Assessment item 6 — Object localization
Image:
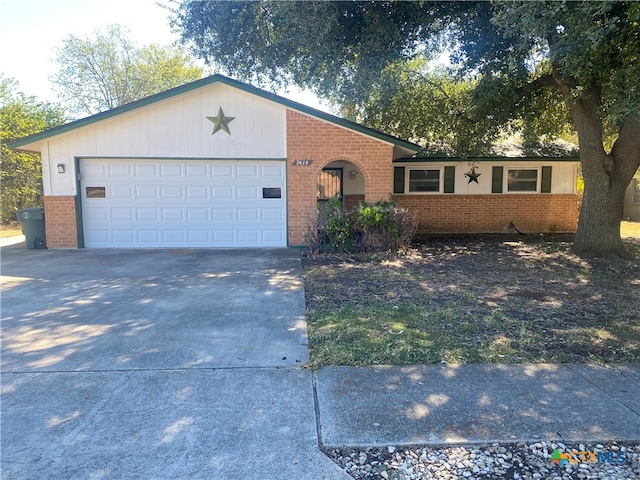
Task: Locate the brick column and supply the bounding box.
[286,109,394,245]
[43,196,78,248]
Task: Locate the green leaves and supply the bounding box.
[0,77,65,223]
[50,24,203,116]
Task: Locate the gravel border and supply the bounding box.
[324,441,639,479]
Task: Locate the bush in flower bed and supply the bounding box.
[305,199,417,254]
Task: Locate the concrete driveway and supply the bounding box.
[1,244,349,479]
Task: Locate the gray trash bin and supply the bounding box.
[16,207,46,249]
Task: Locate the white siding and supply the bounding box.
[43,83,287,196]
[394,161,577,195]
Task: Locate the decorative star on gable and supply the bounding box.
[207,107,235,135]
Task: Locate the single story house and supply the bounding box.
[623,176,640,222]
[9,74,580,249]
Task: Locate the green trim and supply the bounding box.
[74,157,85,248]
[8,74,421,153]
[285,159,289,247]
[492,166,504,194]
[394,156,579,163]
[396,157,579,163]
[444,166,455,193]
[541,166,552,193]
[74,156,288,161]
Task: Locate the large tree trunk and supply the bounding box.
[573,154,629,258]
[565,89,640,258]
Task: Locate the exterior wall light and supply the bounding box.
[57,164,65,174]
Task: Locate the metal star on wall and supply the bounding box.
[207,107,235,135]
[464,166,482,184]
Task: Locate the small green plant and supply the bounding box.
[357,200,416,251]
[319,198,355,253]
[305,199,416,253]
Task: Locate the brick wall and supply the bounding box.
[393,194,580,233]
[286,109,394,245]
[344,194,365,211]
[43,196,78,248]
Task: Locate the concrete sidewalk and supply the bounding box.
[0,234,24,248]
[315,363,640,448]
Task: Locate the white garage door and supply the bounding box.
[80,158,287,248]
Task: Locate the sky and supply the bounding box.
[0,0,329,112]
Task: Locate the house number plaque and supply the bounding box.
[293,159,313,166]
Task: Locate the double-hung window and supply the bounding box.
[408,169,441,193]
[507,169,538,192]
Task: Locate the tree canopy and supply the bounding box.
[50,24,204,115]
[0,76,65,223]
[172,1,640,257]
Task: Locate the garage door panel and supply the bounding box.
[137,209,158,221]
[81,159,286,248]
[113,230,135,243]
[237,186,258,199]
[212,165,233,177]
[212,186,233,199]
[112,208,134,221]
[263,230,285,242]
[135,164,157,175]
[187,208,209,221]
[161,185,183,198]
[135,186,158,198]
[186,164,207,177]
[161,164,182,176]
[186,185,209,199]
[212,208,234,221]
[237,165,257,177]
[213,231,235,243]
[262,208,284,221]
[238,230,260,243]
[162,231,185,243]
[109,164,131,176]
[138,231,160,243]
[238,208,259,221]
[262,164,284,177]
[110,186,133,199]
[161,208,184,221]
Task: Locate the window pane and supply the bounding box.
[409,169,440,192]
[86,186,106,198]
[508,169,538,192]
[262,187,281,199]
[317,168,343,200]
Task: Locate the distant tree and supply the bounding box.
[50,24,204,115]
[0,76,65,223]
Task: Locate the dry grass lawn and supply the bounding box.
[0,223,23,238]
[303,232,640,368]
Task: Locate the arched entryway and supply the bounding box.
[317,160,365,210]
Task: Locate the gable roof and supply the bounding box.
[7,74,422,154]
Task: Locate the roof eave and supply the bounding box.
[7,74,421,153]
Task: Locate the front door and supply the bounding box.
[317,167,343,203]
